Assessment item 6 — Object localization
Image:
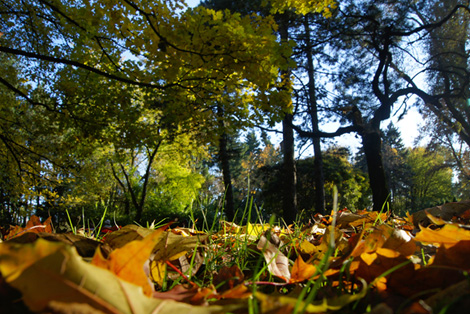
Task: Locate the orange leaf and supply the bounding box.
[290,255,317,283]
[219,284,251,299]
[5,215,53,240]
[414,224,470,248]
[92,227,165,296]
[432,240,470,270]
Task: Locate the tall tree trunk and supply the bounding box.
[304,15,325,215]
[362,126,390,212]
[282,114,297,224]
[279,14,297,224]
[219,131,235,221]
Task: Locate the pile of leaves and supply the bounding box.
[1,205,470,314]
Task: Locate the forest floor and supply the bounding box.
[1,202,470,314]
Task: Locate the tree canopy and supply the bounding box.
[0,0,469,225]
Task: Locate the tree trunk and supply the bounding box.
[219,131,235,221]
[282,114,297,224]
[362,126,390,212]
[304,14,326,215]
[279,15,297,224]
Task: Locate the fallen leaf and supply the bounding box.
[103,225,155,250]
[5,215,53,240]
[290,254,317,283]
[412,200,470,227]
[0,239,245,313]
[7,231,103,257]
[213,265,245,292]
[152,231,208,262]
[256,278,368,313]
[432,240,470,270]
[91,228,166,296]
[414,224,470,248]
[149,231,207,286]
[257,231,291,282]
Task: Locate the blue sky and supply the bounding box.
[186,0,200,7]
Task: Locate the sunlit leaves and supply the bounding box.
[0,0,292,213]
[3,208,470,312]
[265,0,338,16]
[91,227,166,296]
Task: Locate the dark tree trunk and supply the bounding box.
[282,113,297,224]
[219,131,235,221]
[361,126,390,212]
[279,15,297,224]
[304,15,326,215]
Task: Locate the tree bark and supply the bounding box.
[304,15,326,215]
[282,113,297,224]
[279,14,297,224]
[219,131,235,221]
[361,126,390,212]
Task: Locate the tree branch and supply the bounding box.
[0,46,166,89]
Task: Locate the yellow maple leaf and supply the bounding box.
[91,228,165,296]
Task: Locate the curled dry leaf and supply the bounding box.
[102,224,155,250]
[257,231,290,282]
[149,231,207,286]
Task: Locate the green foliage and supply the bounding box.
[265,0,337,16]
[0,0,294,224]
[406,146,455,212]
[258,147,370,217]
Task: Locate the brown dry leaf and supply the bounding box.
[381,225,416,256]
[432,240,470,270]
[6,232,103,257]
[213,265,245,292]
[414,224,470,248]
[152,285,213,305]
[355,247,413,292]
[103,224,155,250]
[257,231,290,282]
[0,239,168,313]
[345,210,387,228]
[389,264,465,298]
[91,228,166,296]
[256,278,367,313]
[412,200,470,227]
[219,284,252,299]
[149,231,207,286]
[152,231,208,262]
[168,251,204,281]
[349,224,414,259]
[297,239,318,255]
[335,211,367,228]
